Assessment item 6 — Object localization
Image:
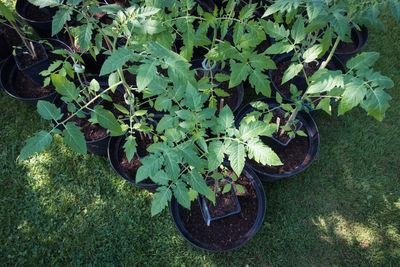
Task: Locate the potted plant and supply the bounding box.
[235,0,395,181]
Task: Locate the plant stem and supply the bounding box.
[10,21,37,59]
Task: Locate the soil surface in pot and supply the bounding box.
[178,170,258,251]
[272,59,336,100]
[271,110,302,144]
[106,0,131,7]
[62,110,108,141]
[15,45,47,69]
[255,39,271,54]
[0,24,21,47]
[201,181,239,218]
[335,30,358,53]
[118,132,154,184]
[247,112,309,175]
[13,71,54,98]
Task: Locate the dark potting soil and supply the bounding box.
[216,80,238,111]
[0,24,21,47]
[118,132,154,184]
[178,170,258,251]
[13,71,54,98]
[62,110,108,141]
[25,4,54,21]
[255,39,271,54]
[335,30,358,53]
[107,0,131,7]
[15,45,47,69]
[272,59,336,100]
[104,89,129,118]
[271,110,301,144]
[201,181,239,218]
[247,112,309,175]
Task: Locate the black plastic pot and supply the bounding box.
[0,29,12,63]
[0,39,72,106]
[235,98,320,182]
[53,76,116,156]
[16,0,55,38]
[107,135,159,192]
[14,43,49,86]
[170,163,266,252]
[107,113,164,192]
[334,25,369,64]
[0,55,57,105]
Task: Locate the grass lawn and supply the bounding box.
[1,3,400,266]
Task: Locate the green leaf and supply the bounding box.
[227,141,245,176]
[340,78,367,115]
[188,171,215,203]
[174,181,191,209]
[37,100,62,121]
[346,52,380,70]
[214,88,230,97]
[303,45,323,63]
[246,139,282,166]
[137,154,163,183]
[108,72,120,92]
[164,150,181,180]
[218,105,234,131]
[239,3,257,20]
[206,41,239,61]
[249,53,276,71]
[239,121,274,141]
[182,82,205,111]
[282,63,303,84]
[265,41,294,55]
[51,74,79,101]
[63,122,87,154]
[93,106,125,136]
[151,170,170,186]
[249,70,271,97]
[208,141,224,171]
[123,135,137,162]
[27,0,61,8]
[181,143,202,168]
[137,60,157,91]
[361,87,392,121]
[52,8,71,36]
[235,184,245,194]
[100,48,132,76]
[291,16,306,43]
[19,131,52,162]
[261,20,289,40]
[151,187,172,216]
[78,23,93,52]
[316,98,332,115]
[332,12,350,41]
[308,70,344,94]
[229,61,251,88]
[222,183,232,193]
[156,115,175,133]
[0,2,15,22]
[154,95,172,112]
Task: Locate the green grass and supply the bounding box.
[1,8,400,267]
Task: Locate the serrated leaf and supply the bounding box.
[361,87,392,121]
[52,8,71,36]
[227,141,245,176]
[151,187,172,216]
[246,138,282,166]
[0,1,15,22]
[291,16,306,43]
[188,171,214,203]
[249,70,271,97]
[19,131,52,162]
[208,141,224,171]
[303,45,323,63]
[174,181,191,209]
[154,95,172,112]
[182,82,205,111]
[222,183,232,193]
[151,170,170,186]
[100,48,132,76]
[229,61,251,88]
[239,3,257,20]
[181,143,202,168]
[37,100,62,121]
[218,105,234,131]
[249,53,276,71]
[316,98,332,115]
[332,12,350,41]
[137,60,157,91]
[261,20,289,40]
[265,41,294,55]
[63,122,87,154]
[340,78,367,115]
[78,23,93,52]
[51,74,79,101]
[164,150,181,180]
[27,0,61,8]
[123,135,137,162]
[214,88,230,97]
[308,70,344,94]
[137,154,163,183]
[282,63,303,84]
[346,52,380,70]
[93,106,125,136]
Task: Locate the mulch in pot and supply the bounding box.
[178,170,258,251]
[247,110,309,175]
